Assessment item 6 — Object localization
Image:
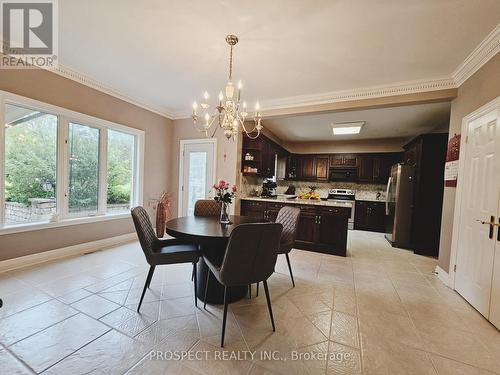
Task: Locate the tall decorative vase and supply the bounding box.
[220,202,230,224]
[156,201,166,237]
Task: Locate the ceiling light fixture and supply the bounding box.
[332,121,364,135]
[191,35,263,140]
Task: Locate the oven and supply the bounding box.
[326,189,355,230]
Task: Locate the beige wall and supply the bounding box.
[168,118,239,218]
[0,69,173,261]
[438,53,500,272]
[283,137,408,154]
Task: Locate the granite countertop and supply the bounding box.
[354,191,386,202]
[240,196,353,208]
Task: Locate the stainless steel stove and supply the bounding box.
[327,189,356,229]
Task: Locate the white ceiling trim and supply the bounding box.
[49,63,176,118]
[452,23,500,86]
[39,23,500,121]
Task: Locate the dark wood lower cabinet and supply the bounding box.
[241,200,349,256]
[354,200,386,232]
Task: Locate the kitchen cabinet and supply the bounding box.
[240,200,266,220]
[240,199,350,256]
[299,156,317,180]
[316,157,329,180]
[330,154,357,167]
[357,153,402,183]
[316,206,350,249]
[242,133,287,177]
[403,133,448,256]
[296,208,317,244]
[358,154,375,182]
[354,200,386,232]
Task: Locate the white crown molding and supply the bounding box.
[452,23,500,87]
[170,77,456,119]
[260,77,456,111]
[48,63,176,119]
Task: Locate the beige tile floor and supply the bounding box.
[0,230,499,374]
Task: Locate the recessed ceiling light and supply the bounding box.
[332,121,364,135]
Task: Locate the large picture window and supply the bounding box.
[4,104,58,224]
[107,129,134,213]
[0,93,144,231]
[68,123,100,216]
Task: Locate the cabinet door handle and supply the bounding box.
[318,215,321,224]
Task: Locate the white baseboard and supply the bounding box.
[0,233,137,274]
[435,265,451,287]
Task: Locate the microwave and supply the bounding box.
[329,167,358,182]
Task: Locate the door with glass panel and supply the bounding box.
[179,140,216,216]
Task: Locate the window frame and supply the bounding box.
[0,91,144,234]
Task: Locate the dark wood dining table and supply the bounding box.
[165,215,261,304]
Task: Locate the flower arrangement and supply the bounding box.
[213,180,237,204]
[213,180,237,224]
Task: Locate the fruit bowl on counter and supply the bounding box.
[297,192,321,201]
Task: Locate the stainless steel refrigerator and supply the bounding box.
[385,164,415,248]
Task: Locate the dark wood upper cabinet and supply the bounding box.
[358,154,375,182]
[299,156,317,180]
[330,154,344,166]
[330,154,357,167]
[242,133,287,177]
[342,154,358,166]
[316,157,329,180]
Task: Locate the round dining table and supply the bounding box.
[165,215,261,304]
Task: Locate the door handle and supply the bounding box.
[477,216,497,239]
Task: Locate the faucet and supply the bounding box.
[376,191,382,200]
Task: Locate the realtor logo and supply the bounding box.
[1,0,58,68]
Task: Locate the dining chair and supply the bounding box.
[253,205,301,297]
[131,206,200,312]
[203,222,283,347]
[194,199,221,217]
[275,206,301,287]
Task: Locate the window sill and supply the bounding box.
[0,213,131,235]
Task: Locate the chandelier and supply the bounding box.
[191,35,263,140]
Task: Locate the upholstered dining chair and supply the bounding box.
[194,199,221,217]
[253,205,301,296]
[131,206,200,312]
[203,222,283,347]
[275,206,301,287]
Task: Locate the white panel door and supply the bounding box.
[455,106,500,318]
[179,140,216,217]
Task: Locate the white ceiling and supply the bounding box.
[58,1,500,117]
[264,102,451,141]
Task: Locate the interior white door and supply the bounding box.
[179,140,216,217]
[455,106,500,318]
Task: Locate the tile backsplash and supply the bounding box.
[241,175,386,198]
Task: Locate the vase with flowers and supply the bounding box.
[213,180,237,224]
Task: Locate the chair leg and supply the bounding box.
[193,262,198,308]
[248,284,252,298]
[138,265,155,312]
[256,282,259,297]
[263,280,275,332]
[285,253,295,287]
[221,286,229,347]
[146,265,156,289]
[203,267,210,309]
